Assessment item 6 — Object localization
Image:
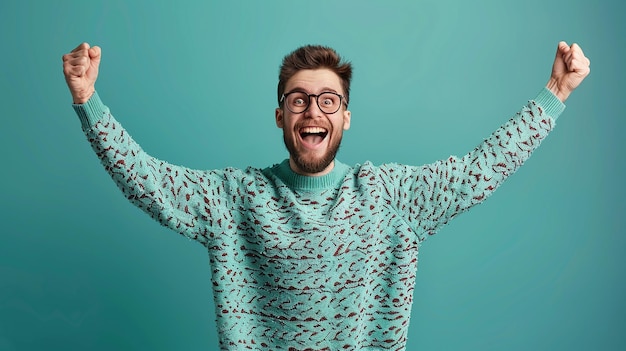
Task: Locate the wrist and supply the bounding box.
[72,89,95,105]
[546,78,569,103]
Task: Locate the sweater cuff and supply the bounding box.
[534,87,565,121]
[72,91,109,131]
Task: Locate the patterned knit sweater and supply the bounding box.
[73,88,564,350]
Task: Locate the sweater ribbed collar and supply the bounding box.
[270,159,350,191]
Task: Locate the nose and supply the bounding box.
[303,95,323,118]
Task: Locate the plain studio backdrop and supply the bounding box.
[1,1,623,350]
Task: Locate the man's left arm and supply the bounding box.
[390,42,590,239]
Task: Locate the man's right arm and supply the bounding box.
[63,43,221,246]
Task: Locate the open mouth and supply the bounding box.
[299,126,328,146]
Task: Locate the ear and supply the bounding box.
[342,109,351,130]
[275,108,284,128]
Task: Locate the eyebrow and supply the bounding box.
[286,86,341,95]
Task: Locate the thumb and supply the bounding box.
[552,41,568,76]
[556,41,569,60]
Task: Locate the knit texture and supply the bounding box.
[74,88,564,350]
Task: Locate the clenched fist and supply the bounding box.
[62,43,101,104]
[547,41,590,102]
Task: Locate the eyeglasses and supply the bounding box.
[280,91,346,114]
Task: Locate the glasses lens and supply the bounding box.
[286,92,309,113]
[318,92,341,113]
[284,92,342,114]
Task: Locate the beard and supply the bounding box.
[283,131,343,175]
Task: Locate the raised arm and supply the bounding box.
[62,43,235,247]
[389,42,590,239]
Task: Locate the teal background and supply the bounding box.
[1,0,623,350]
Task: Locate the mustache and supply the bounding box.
[295,121,331,130]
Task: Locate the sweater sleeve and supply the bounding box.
[384,88,565,242]
[73,92,228,247]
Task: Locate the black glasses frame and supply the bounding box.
[280,91,347,114]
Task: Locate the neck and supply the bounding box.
[272,159,348,191]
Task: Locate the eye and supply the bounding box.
[288,93,308,106]
[320,93,339,107]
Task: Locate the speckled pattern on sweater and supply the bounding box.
[73,88,564,350]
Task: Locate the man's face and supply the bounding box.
[275,69,351,176]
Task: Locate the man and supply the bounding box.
[63,42,589,350]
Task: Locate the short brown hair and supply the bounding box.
[277,45,352,107]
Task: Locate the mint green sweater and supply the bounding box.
[74,88,564,350]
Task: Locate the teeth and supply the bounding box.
[300,127,327,134]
